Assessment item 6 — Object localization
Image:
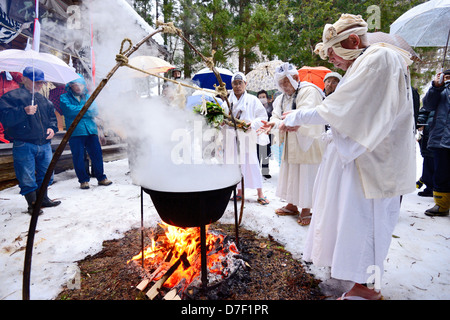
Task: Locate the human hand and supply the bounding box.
[280,122,300,132]
[46,128,55,140]
[280,111,300,132]
[281,110,293,120]
[434,72,444,87]
[24,105,37,115]
[257,120,275,135]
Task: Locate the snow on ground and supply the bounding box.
[1,147,449,300]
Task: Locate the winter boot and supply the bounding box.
[425,191,450,216]
[416,179,424,189]
[98,178,112,186]
[24,191,43,215]
[41,191,61,208]
[418,187,433,197]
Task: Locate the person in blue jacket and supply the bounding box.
[422,70,450,216]
[60,74,112,189]
[0,67,61,214]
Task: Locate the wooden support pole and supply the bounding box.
[233,187,239,248]
[200,224,208,292]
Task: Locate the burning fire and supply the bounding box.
[128,222,239,291]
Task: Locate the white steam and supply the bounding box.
[83,1,242,192]
[104,92,242,192]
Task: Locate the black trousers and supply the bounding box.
[421,155,434,191]
[432,147,450,193]
[257,133,273,175]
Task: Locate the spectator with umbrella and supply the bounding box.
[422,69,450,216]
[0,71,23,143]
[0,67,61,214]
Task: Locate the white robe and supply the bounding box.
[284,43,416,283]
[316,44,416,199]
[304,129,400,283]
[271,84,324,207]
[222,91,268,189]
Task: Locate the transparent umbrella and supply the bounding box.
[390,0,450,73]
[0,48,79,105]
[367,32,420,62]
[0,49,78,83]
[390,0,450,48]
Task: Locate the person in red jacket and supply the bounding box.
[0,71,23,143]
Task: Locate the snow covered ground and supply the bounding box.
[1,148,449,300]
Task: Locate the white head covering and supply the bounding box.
[315,14,368,61]
[274,62,299,92]
[231,72,247,83]
[324,72,343,82]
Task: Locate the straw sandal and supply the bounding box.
[230,195,242,201]
[297,215,312,226]
[275,206,299,216]
[338,291,384,300]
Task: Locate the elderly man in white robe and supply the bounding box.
[274,14,416,299]
[258,62,325,225]
[222,72,270,205]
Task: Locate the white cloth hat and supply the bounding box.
[231,72,247,83]
[324,72,343,82]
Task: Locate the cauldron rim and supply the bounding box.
[142,184,237,195]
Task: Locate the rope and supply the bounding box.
[214,83,228,97]
[119,38,133,55]
[156,20,182,36]
[114,41,220,96]
[205,56,215,70]
[112,42,253,131]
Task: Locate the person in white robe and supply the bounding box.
[258,62,325,225]
[222,72,270,205]
[277,14,416,299]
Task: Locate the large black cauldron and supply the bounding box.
[143,184,237,228]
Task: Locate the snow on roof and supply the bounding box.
[115,0,165,46]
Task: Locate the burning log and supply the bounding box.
[146,252,190,300]
[130,223,242,299]
[136,244,184,292]
[136,279,150,291]
[163,289,182,300]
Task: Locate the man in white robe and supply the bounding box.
[282,14,416,299]
[259,62,325,225]
[222,72,270,205]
